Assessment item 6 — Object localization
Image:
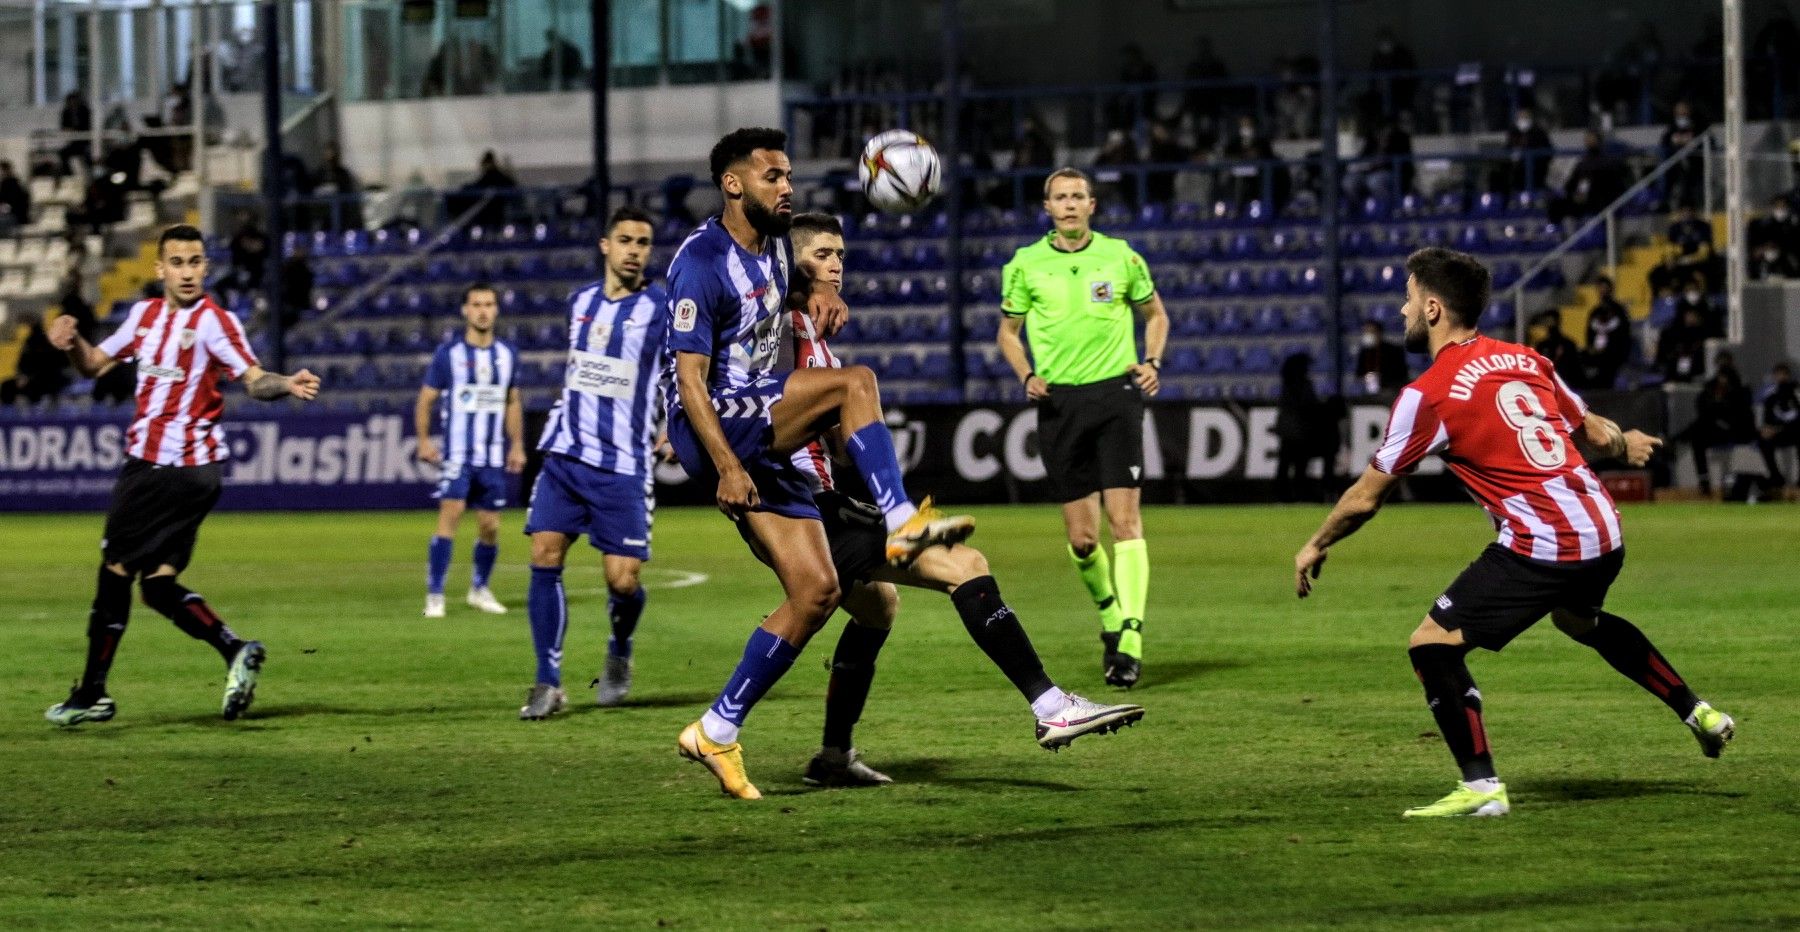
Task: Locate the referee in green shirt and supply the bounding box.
[997,167,1170,688]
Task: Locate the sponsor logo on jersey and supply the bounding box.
[673,298,697,332]
[178,328,197,349]
[1436,594,1453,610]
[142,364,187,381]
[1090,281,1115,303]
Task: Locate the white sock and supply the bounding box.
[1462,777,1502,793]
[701,710,739,745]
[883,501,919,533]
[1029,687,1070,720]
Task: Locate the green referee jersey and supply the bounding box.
[1001,230,1156,386]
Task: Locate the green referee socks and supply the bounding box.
[1113,539,1149,659]
[1068,544,1125,634]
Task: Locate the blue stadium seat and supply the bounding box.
[1241,344,1277,374]
[1286,304,1325,334]
[1456,224,1491,253]
[1256,267,1292,296]
[886,353,920,379]
[1202,345,1241,374]
[1370,263,1405,293]
[1251,304,1287,334]
[1479,300,1514,330]
[1166,347,1204,375]
[1214,305,1248,335]
[920,352,953,380]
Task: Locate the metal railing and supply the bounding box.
[1508,127,1717,342]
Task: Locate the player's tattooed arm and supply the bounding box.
[1295,466,1402,598]
[1582,412,1662,466]
[244,365,322,402]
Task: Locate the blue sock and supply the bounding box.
[471,541,498,589]
[608,587,646,659]
[427,536,453,596]
[845,422,917,531]
[527,566,567,687]
[702,627,802,743]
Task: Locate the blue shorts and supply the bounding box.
[435,463,510,511]
[524,453,653,561]
[667,372,820,522]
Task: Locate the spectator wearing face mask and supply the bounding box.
[1749,195,1800,258]
[1750,238,1800,281]
[1661,100,1708,210]
[1650,206,1721,295]
[1680,365,1756,495]
[1758,363,1800,487]
[1656,304,1711,383]
[1583,277,1632,389]
[1549,130,1631,224]
[1496,107,1552,195]
[1352,320,1408,393]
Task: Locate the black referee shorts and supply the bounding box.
[731,489,888,587]
[1038,374,1146,502]
[1429,543,1626,651]
[101,458,223,574]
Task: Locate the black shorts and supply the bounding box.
[1430,544,1626,651]
[731,489,888,587]
[101,458,223,574]
[1038,374,1145,502]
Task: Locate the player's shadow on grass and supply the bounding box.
[565,691,715,713]
[875,757,1084,793]
[1526,777,1748,803]
[1137,658,1246,689]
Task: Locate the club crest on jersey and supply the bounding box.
[673,298,698,332]
[1090,281,1114,303]
[178,328,197,349]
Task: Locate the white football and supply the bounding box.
[859,129,942,214]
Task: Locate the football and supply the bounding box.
[858,129,942,214]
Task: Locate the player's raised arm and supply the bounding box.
[47,313,118,378]
[1294,466,1402,598]
[243,364,321,402]
[673,350,758,514]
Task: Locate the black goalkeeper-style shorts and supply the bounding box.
[100,457,224,574]
[1038,374,1146,502]
[1429,543,1626,651]
[732,489,888,587]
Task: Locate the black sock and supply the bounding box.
[822,620,891,752]
[950,576,1054,705]
[1570,612,1701,718]
[80,566,133,696]
[1409,644,1497,783]
[141,576,243,662]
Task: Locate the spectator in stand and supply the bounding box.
[1181,37,1230,133]
[1758,362,1800,486]
[1682,365,1756,495]
[1367,28,1419,119]
[1496,107,1552,195]
[0,311,72,405]
[1550,130,1631,225]
[1353,320,1408,393]
[1655,303,1711,383]
[280,242,315,330]
[1661,100,1708,209]
[539,29,585,89]
[1751,238,1800,281]
[68,165,127,233]
[1582,277,1632,389]
[57,92,93,175]
[1274,352,1341,502]
[1531,308,1582,383]
[1108,43,1159,130]
[1751,5,1800,120]
[1651,206,1720,295]
[992,115,1056,208]
[1673,277,1724,336]
[1343,115,1414,202]
[1144,120,1189,204]
[227,213,270,296]
[1748,195,1800,257]
[0,160,29,234]
[1597,22,1665,127]
[453,150,519,229]
[1222,114,1289,210]
[312,142,363,231]
[1092,130,1141,207]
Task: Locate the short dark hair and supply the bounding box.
[709,127,787,187]
[1043,167,1094,199]
[462,281,498,305]
[158,224,206,256]
[789,212,844,246]
[1404,247,1489,328]
[605,205,655,234]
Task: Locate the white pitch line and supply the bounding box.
[572,567,709,596]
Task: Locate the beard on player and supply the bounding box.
[743,189,792,237]
[1403,310,1431,354]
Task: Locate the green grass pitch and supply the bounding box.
[1,503,1796,929]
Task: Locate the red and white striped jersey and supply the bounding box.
[1371,334,1622,563]
[97,295,259,467]
[788,306,840,493]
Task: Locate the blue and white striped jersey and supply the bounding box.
[538,281,671,477]
[423,337,518,467]
[663,218,791,408]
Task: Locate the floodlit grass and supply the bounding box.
[2,503,1794,929]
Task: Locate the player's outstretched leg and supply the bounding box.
[1404,638,1509,818]
[807,584,896,787]
[46,565,133,726]
[596,557,646,707]
[522,565,570,719]
[1556,610,1735,758]
[137,573,262,719]
[768,367,975,564]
